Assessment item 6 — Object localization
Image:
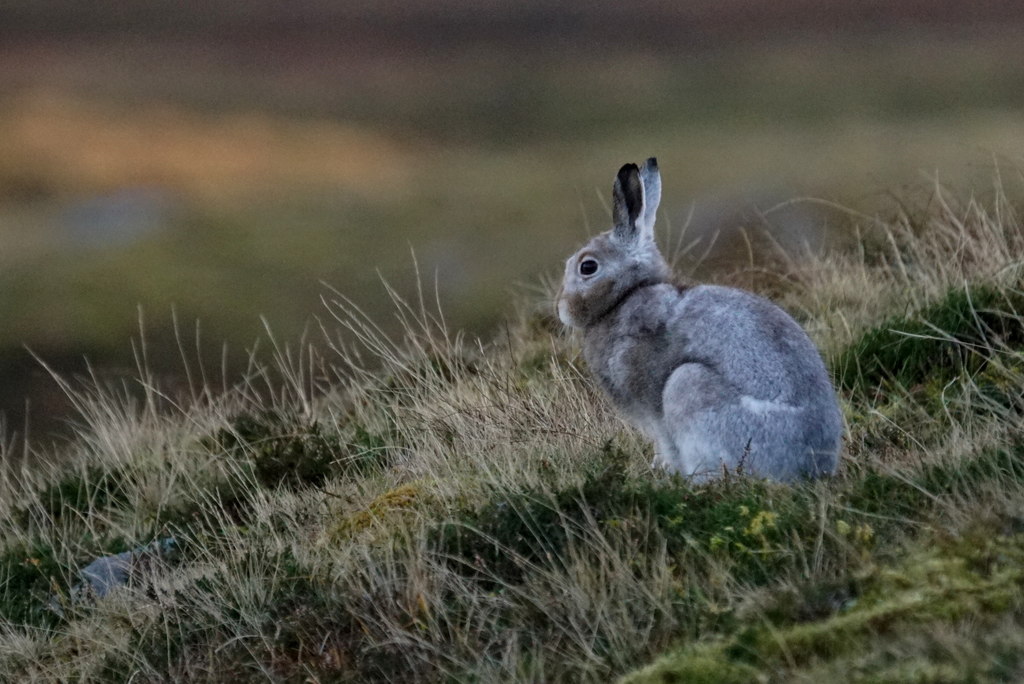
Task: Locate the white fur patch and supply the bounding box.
[740,395,800,415]
[557,298,574,327]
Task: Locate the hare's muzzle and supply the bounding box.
[554,285,574,328]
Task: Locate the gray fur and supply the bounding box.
[638,157,661,232]
[557,159,842,482]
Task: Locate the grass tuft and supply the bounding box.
[837,281,1024,400]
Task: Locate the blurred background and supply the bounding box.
[2,1,1024,440]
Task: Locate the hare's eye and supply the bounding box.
[579,259,599,276]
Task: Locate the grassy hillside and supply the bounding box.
[2,181,1024,682]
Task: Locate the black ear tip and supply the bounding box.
[616,162,640,183]
[645,156,658,170]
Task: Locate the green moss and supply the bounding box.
[854,661,966,684]
[0,541,65,627]
[620,648,761,684]
[330,483,423,538]
[836,282,1024,399]
[620,526,1024,683]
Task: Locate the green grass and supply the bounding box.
[624,524,1024,684]
[836,281,1024,398]
[2,183,1024,681]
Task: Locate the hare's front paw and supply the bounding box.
[651,448,672,470]
[648,430,677,471]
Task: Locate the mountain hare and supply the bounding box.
[557,158,842,482]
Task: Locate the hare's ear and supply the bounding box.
[638,157,661,238]
[612,163,644,242]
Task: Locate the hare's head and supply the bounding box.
[557,157,670,328]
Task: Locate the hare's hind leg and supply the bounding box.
[660,363,739,480]
[664,366,836,482]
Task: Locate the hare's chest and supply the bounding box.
[583,323,678,418]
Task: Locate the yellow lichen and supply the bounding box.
[329,483,423,539]
[744,511,778,537]
[854,523,875,545]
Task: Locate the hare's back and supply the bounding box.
[673,285,831,405]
